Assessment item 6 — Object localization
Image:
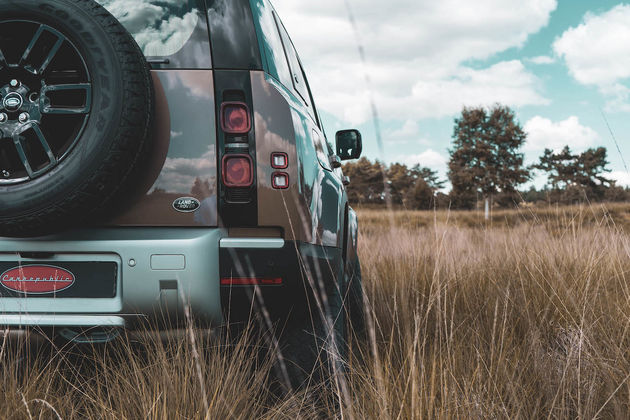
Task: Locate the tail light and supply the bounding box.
[223,154,253,187]
[221,102,251,134]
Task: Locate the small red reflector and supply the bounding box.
[272,172,289,189]
[271,152,288,169]
[221,102,251,134]
[220,277,283,286]
[223,154,253,187]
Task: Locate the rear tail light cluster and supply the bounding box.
[221,101,253,190]
[222,154,253,188]
[271,152,289,189]
[221,102,251,134]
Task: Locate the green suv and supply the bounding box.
[0,0,364,385]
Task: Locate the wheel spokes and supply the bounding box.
[32,124,57,165]
[39,37,64,75]
[0,20,92,184]
[19,25,45,67]
[40,83,92,115]
[12,123,57,179]
[19,24,65,75]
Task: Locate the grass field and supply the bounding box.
[4,204,630,418]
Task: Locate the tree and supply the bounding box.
[387,163,414,205]
[343,158,446,209]
[405,178,434,210]
[342,157,385,205]
[413,165,446,191]
[532,146,613,202]
[448,105,530,214]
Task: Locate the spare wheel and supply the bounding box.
[0,0,154,237]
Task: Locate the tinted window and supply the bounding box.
[274,15,319,123]
[251,0,293,88]
[275,17,309,102]
[97,0,208,63]
[299,61,322,127]
[207,0,262,69]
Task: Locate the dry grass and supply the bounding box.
[3,203,630,418]
[358,202,630,232]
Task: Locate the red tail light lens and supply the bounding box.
[223,155,253,187]
[221,102,251,134]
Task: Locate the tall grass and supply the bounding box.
[347,204,630,418]
[2,204,630,418]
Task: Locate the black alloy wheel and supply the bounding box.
[0,21,91,184]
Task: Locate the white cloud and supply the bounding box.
[554,5,630,110]
[393,149,448,173]
[610,171,630,187]
[385,120,420,142]
[310,59,548,124]
[524,116,599,152]
[272,0,556,124]
[600,83,630,113]
[408,60,549,119]
[529,55,555,65]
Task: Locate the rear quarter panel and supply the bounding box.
[252,72,347,248]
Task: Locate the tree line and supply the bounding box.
[343,104,630,209]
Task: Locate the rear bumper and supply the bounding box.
[0,228,343,329]
[0,228,227,328]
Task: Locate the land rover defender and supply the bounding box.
[0,0,364,384]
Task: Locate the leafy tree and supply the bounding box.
[343,158,446,209]
[532,146,613,202]
[413,165,446,191]
[531,146,576,190]
[387,163,413,205]
[448,105,530,211]
[342,157,385,205]
[405,178,435,210]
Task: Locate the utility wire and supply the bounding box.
[601,108,629,176]
[342,0,394,215]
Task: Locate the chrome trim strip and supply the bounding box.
[0,315,126,327]
[219,238,285,249]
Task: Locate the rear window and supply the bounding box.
[97,0,211,68]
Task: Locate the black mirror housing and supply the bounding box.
[336,129,362,161]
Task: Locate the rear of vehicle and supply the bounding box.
[0,0,363,383]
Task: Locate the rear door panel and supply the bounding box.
[114,70,218,227]
[98,0,219,227]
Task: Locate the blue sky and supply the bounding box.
[273,0,630,188]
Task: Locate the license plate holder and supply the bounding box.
[0,261,117,298]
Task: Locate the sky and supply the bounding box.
[272,0,630,189]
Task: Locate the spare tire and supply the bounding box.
[0,0,154,237]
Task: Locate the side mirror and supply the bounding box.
[336,129,362,161]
